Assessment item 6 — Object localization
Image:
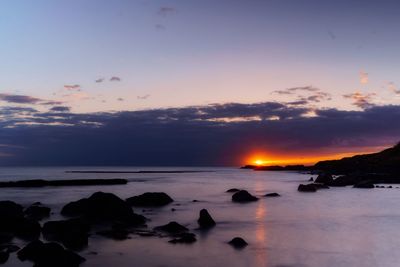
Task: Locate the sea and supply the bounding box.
[0,166,399,267]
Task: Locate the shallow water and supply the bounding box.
[1,167,400,267]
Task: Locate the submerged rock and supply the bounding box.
[97,228,130,240]
[61,192,146,225]
[17,240,85,267]
[297,184,317,192]
[353,181,375,189]
[197,209,216,229]
[228,237,248,249]
[264,193,281,197]
[43,218,90,250]
[232,190,258,203]
[168,233,197,244]
[154,222,188,234]
[24,203,51,221]
[0,251,9,264]
[314,173,333,184]
[126,192,173,207]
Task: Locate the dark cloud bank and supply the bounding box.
[0,102,399,166]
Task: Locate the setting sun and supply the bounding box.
[255,160,265,166]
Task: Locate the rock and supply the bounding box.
[297,184,317,192]
[0,244,20,253]
[197,209,216,229]
[232,190,258,203]
[312,183,330,189]
[315,173,333,184]
[0,251,9,264]
[0,201,23,217]
[126,192,173,207]
[12,217,41,240]
[43,218,90,250]
[0,233,13,244]
[308,177,314,182]
[353,181,375,189]
[226,188,240,193]
[264,193,280,197]
[388,186,393,188]
[154,222,188,234]
[228,237,248,249]
[61,192,146,225]
[17,241,85,267]
[24,203,51,221]
[168,233,197,244]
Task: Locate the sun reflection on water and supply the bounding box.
[255,181,268,266]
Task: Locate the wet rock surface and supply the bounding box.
[232,190,258,202]
[126,192,173,207]
[228,237,248,249]
[197,209,216,229]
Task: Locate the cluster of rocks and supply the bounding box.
[0,189,255,266]
[298,172,400,192]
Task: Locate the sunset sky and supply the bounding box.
[1,0,400,166]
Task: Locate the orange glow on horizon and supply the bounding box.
[243,147,386,166]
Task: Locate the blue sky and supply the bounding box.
[1,0,399,112]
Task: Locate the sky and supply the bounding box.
[1,0,400,166]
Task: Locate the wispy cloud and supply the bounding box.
[95,78,104,83]
[158,6,176,16]
[343,92,376,109]
[110,76,121,82]
[137,94,150,100]
[0,93,42,104]
[360,70,369,85]
[64,84,81,91]
[49,106,70,112]
[273,86,320,95]
[117,98,124,101]
[388,82,400,94]
[155,24,166,31]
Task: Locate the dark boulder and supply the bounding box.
[315,173,333,184]
[308,177,314,182]
[12,217,41,240]
[298,184,317,192]
[232,190,258,203]
[226,188,240,193]
[17,240,85,267]
[24,203,51,221]
[0,251,9,264]
[0,233,13,244]
[0,244,20,253]
[0,201,23,218]
[61,192,145,225]
[126,192,173,207]
[97,228,130,240]
[228,237,248,249]
[312,183,330,189]
[197,209,216,229]
[42,218,90,250]
[154,222,188,234]
[168,233,197,244]
[264,193,281,197]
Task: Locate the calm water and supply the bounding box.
[1,167,400,267]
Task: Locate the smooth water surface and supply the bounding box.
[0,167,399,267]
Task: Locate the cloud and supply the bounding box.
[388,82,400,94]
[49,106,70,112]
[41,100,64,105]
[158,7,176,16]
[0,93,42,104]
[1,102,400,166]
[360,70,369,85]
[137,94,150,100]
[110,76,121,82]
[273,86,320,95]
[117,98,124,101]
[343,92,376,109]
[327,29,336,40]
[64,84,81,91]
[95,78,104,83]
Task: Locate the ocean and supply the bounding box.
[1,166,399,267]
